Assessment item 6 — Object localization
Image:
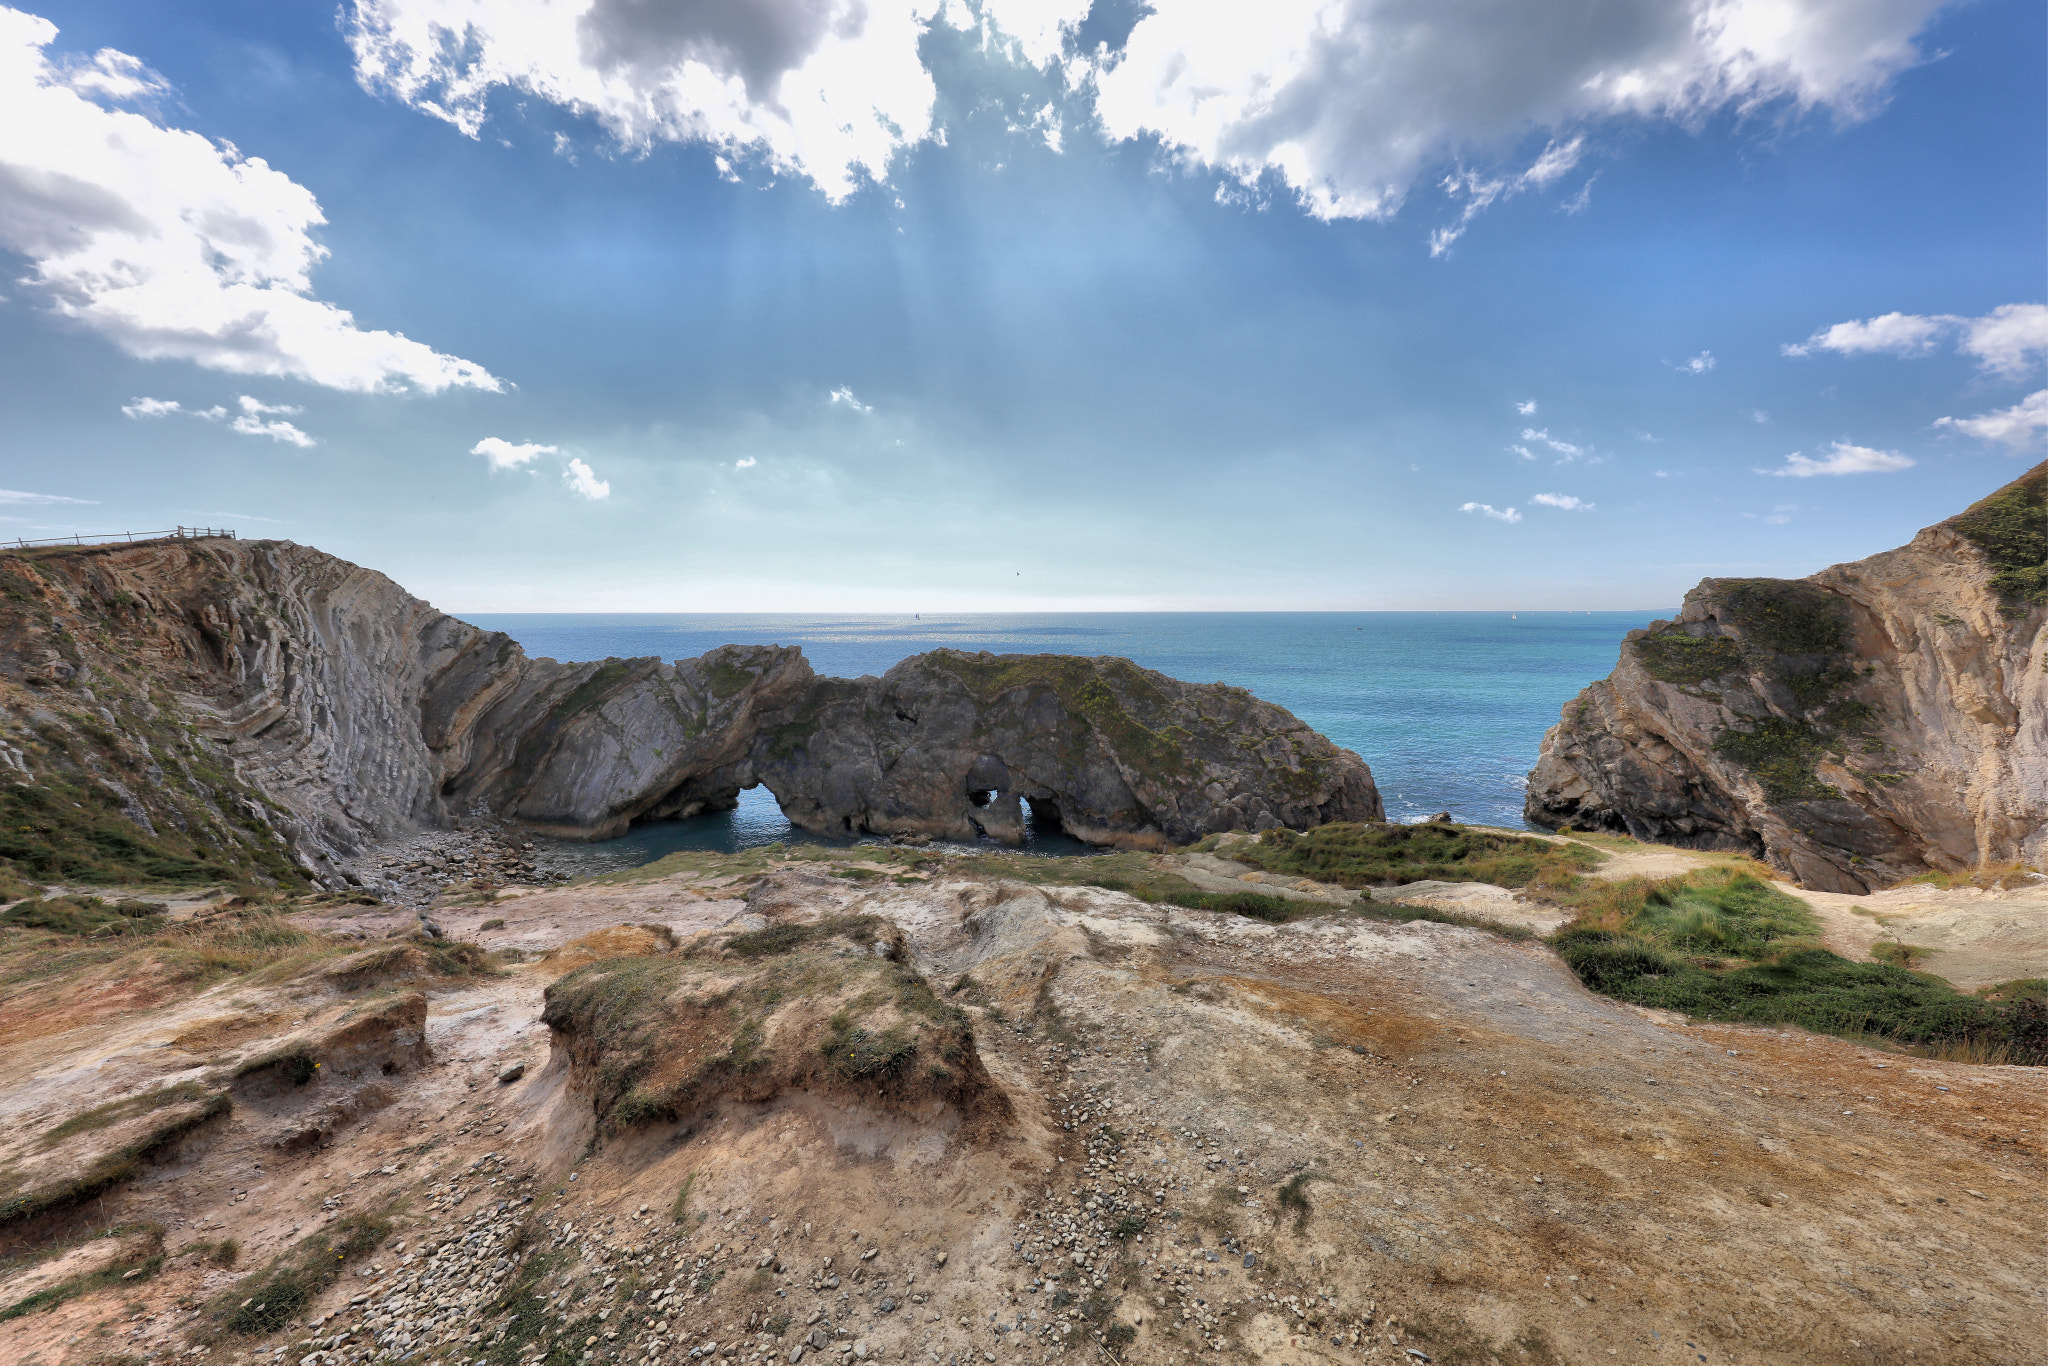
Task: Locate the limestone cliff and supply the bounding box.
[1526,463,2047,892]
[0,538,1378,888]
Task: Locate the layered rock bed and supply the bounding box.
[1527,462,2047,893]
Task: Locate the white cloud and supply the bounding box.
[230,413,316,447]
[1749,409,1770,423]
[471,436,558,470]
[1678,351,1716,374]
[734,456,758,469]
[344,0,1028,203]
[1515,400,1537,415]
[1935,389,2048,452]
[1459,501,1522,524]
[828,385,872,413]
[1784,303,2048,378]
[237,394,300,417]
[1521,427,1591,461]
[563,457,611,500]
[121,391,313,443]
[1757,441,1915,477]
[0,8,501,393]
[1429,138,1585,256]
[1530,492,1593,510]
[1087,0,1949,226]
[0,487,92,504]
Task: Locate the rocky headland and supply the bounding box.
[1526,463,2047,893]
[0,530,2043,1366]
[0,537,1377,897]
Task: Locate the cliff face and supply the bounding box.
[0,538,1378,888]
[1526,464,2047,893]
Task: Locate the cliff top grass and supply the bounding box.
[1217,820,1604,890]
[1545,867,2048,1064]
[1946,460,2047,608]
[922,650,1199,780]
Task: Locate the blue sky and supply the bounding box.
[0,0,2040,611]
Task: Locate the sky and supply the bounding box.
[0,0,2041,612]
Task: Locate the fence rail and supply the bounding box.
[0,526,236,551]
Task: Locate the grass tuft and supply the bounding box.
[1542,866,2048,1064]
[1230,822,1601,890]
[214,1214,388,1335]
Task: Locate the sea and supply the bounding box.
[464,611,1668,869]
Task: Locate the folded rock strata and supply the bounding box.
[1526,463,2047,892]
[0,539,1378,886]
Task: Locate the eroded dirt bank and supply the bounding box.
[0,843,2040,1366]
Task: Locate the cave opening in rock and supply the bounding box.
[1022,796,1063,836]
[968,788,997,808]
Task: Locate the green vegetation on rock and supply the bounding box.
[1714,578,1851,655]
[1947,464,2047,607]
[1630,630,1743,684]
[0,777,269,889]
[1710,719,1839,802]
[929,651,1193,780]
[543,917,976,1132]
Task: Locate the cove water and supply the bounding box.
[464,612,1668,864]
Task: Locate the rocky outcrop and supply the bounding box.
[1526,463,2047,892]
[0,538,1378,887]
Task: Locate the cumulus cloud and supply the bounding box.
[1784,304,2048,378]
[1757,442,1914,477]
[1087,0,1949,226]
[1516,399,1537,415]
[345,0,991,202]
[121,396,183,418]
[1530,492,1593,510]
[471,436,559,470]
[0,487,92,504]
[1936,389,2048,452]
[734,456,758,469]
[1677,351,1716,374]
[563,457,611,500]
[828,385,873,413]
[1460,501,1522,523]
[0,8,501,393]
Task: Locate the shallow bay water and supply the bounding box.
[464,611,1668,864]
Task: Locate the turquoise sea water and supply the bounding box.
[464,612,1667,860]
